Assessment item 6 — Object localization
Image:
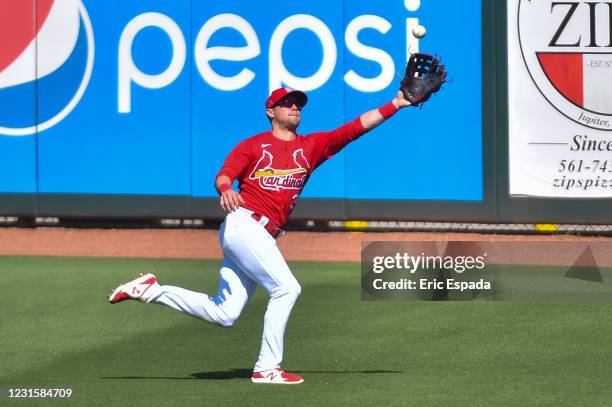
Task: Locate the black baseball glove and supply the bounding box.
[400,53,447,107]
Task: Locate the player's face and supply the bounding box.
[270,96,303,129]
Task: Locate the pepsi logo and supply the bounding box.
[518,0,612,131]
[0,0,94,136]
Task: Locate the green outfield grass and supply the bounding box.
[2,256,612,406]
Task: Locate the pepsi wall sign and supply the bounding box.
[0,0,483,202]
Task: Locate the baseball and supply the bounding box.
[412,24,426,38]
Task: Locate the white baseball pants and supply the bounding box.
[146,208,301,372]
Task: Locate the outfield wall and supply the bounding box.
[0,1,610,224]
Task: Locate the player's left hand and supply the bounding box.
[400,53,447,107]
[394,90,412,108]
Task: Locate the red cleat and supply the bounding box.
[251,368,304,384]
[108,273,158,304]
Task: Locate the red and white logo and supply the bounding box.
[518,1,612,131]
[249,148,310,191]
[0,0,94,136]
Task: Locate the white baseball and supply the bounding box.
[412,25,426,38]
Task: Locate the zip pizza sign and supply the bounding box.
[518,0,612,131]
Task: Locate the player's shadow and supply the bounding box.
[104,368,401,381]
[190,369,402,380]
[102,369,252,381]
[191,368,254,380]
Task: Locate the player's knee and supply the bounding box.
[293,282,302,297]
[219,306,242,328]
[219,314,237,328]
[285,281,301,299]
[219,318,236,328]
[270,280,301,301]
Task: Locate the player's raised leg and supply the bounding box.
[148,257,256,327]
[108,253,256,328]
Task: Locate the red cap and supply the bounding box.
[265,88,308,109]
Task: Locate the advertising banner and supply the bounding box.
[508,0,612,198]
[0,0,482,202]
[0,0,37,193]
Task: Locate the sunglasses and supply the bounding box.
[273,97,303,110]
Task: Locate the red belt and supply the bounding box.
[251,213,285,239]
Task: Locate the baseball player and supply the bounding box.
[108,84,425,384]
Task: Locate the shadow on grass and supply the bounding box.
[102,368,402,381]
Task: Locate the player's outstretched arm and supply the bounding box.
[311,91,413,159]
[359,91,411,131]
[215,175,244,213]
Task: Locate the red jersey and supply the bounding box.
[217,117,367,228]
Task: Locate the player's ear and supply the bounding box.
[265,108,274,120]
